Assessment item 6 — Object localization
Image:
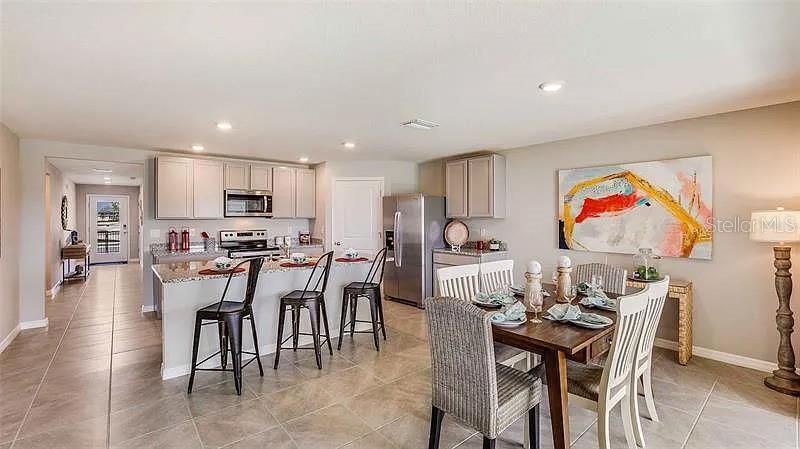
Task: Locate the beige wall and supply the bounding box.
[0,123,21,345]
[75,183,141,259]
[45,162,76,291]
[419,101,800,364]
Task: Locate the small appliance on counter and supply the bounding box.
[168,228,178,252]
[299,232,311,245]
[180,227,190,251]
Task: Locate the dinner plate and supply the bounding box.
[567,314,613,329]
[443,220,469,247]
[491,318,527,328]
[579,298,616,311]
[472,300,501,309]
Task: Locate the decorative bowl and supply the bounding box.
[290,253,307,264]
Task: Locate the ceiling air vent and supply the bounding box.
[401,119,440,130]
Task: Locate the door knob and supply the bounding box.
[335,241,342,246]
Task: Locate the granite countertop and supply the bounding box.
[150,242,228,259]
[152,257,370,284]
[433,247,509,257]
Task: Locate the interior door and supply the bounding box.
[88,195,129,264]
[332,178,384,254]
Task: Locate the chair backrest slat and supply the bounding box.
[574,263,628,295]
[479,260,514,293]
[636,277,669,364]
[217,257,265,312]
[302,251,334,295]
[437,264,480,301]
[600,287,649,394]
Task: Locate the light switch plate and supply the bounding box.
[149,229,161,238]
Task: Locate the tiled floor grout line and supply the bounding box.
[105,266,119,449]
[8,280,90,449]
[679,377,718,449]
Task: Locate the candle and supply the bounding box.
[558,255,572,268]
[527,260,542,274]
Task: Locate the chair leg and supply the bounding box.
[319,297,334,355]
[428,405,445,449]
[187,317,203,394]
[642,365,659,422]
[598,406,611,449]
[621,390,638,449]
[376,292,387,340]
[349,294,358,337]
[308,303,323,369]
[218,321,228,369]
[337,292,349,350]
[482,437,496,449]
[368,294,381,351]
[226,315,244,396]
[528,404,540,449]
[274,303,286,369]
[291,305,300,351]
[248,314,264,376]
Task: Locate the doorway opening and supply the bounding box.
[88,194,130,264]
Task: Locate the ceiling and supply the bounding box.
[48,158,144,186]
[3,2,800,163]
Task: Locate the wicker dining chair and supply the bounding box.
[425,296,542,449]
[573,263,628,295]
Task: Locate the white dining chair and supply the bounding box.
[533,287,650,449]
[574,263,628,295]
[629,276,670,447]
[479,259,515,292]
[436,263,531,369]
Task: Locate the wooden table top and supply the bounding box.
[492,283,634,355]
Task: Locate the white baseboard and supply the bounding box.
[0,325,21,353]
[130,258,140,263]
[20,318,49,330]
[141,305,156,313]
[654,338,776,373]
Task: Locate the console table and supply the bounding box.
[61,243,92,282]
[627,277,693,365]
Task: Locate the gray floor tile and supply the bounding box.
[109,394,192,446]
[684,416,796,449]
[193,399,279,448]
[111,420,203,449]
[220,426,297,449]
[283,403,372,449]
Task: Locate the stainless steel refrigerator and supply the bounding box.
[382,194,445,308]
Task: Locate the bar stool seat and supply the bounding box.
[197,301,250,315]
[337,248,388,352]
[281,290,324,302]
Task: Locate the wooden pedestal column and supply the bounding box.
[765,246,800,396]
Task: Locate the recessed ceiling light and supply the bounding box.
[538,81,564,92]
[401,119,439,130]
[298,157,309,163]
[103,176,111,180]
[93,168,113,173]
[104,181,112,184]
[191,144,205,152]
[342,142,356,149]
[216,121,232,131]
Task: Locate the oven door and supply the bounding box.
[224,190,273,217]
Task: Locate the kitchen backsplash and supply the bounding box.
[146,218,313,247]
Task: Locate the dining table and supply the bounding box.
[492,283,637,449]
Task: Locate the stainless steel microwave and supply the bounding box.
[224,190,273,217]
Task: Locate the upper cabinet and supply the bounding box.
[193,159,224,218]
[224,162,250,190]
[250,165,273,191]
[445,154,506,219]
[156,156,194,219]
[445,159,468,217]
[272,167,315,218]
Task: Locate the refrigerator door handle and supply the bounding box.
[394,211,402,267]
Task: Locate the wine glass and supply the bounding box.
[530,291,544,324]
[551,270,559,286]
[565,285,578,303]
[595,275,604,292]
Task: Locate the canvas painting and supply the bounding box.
[558,156,712,259]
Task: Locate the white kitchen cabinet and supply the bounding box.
[156,156,194,219]
[224,162,250,190]
[445,154,506,219]
[272,166,296,218]
[295,168,316,218]
[445,159,468,217]
[192,159,224,218]
[250,164,273,191]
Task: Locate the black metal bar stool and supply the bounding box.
[188,257,265,396]
[274,252,335,370]
[337,247,388,351]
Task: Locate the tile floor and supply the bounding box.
[0,264,797,449]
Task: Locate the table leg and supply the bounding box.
[544,350,569,449]
[676,287,693,365]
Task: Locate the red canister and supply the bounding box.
[180,228,190,251]
[167,228,178,252]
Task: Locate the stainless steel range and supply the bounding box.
[219,229,283,259]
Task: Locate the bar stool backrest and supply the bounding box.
[300,251,334,296]
[216,257,265,313]
[357,247,388,293]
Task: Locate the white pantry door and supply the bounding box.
[88,195,129,264]
[332,178,384,255]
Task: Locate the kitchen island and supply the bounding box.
[152,258,373,379]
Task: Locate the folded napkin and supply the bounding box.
[490,301,527,322]
[544,303,582,321]
[578,312,613,325]
[476,291,515,305]
[579,295,617,309]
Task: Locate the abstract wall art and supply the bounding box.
[558,156,712,259]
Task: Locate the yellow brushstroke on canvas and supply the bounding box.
[562,171,711,257]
